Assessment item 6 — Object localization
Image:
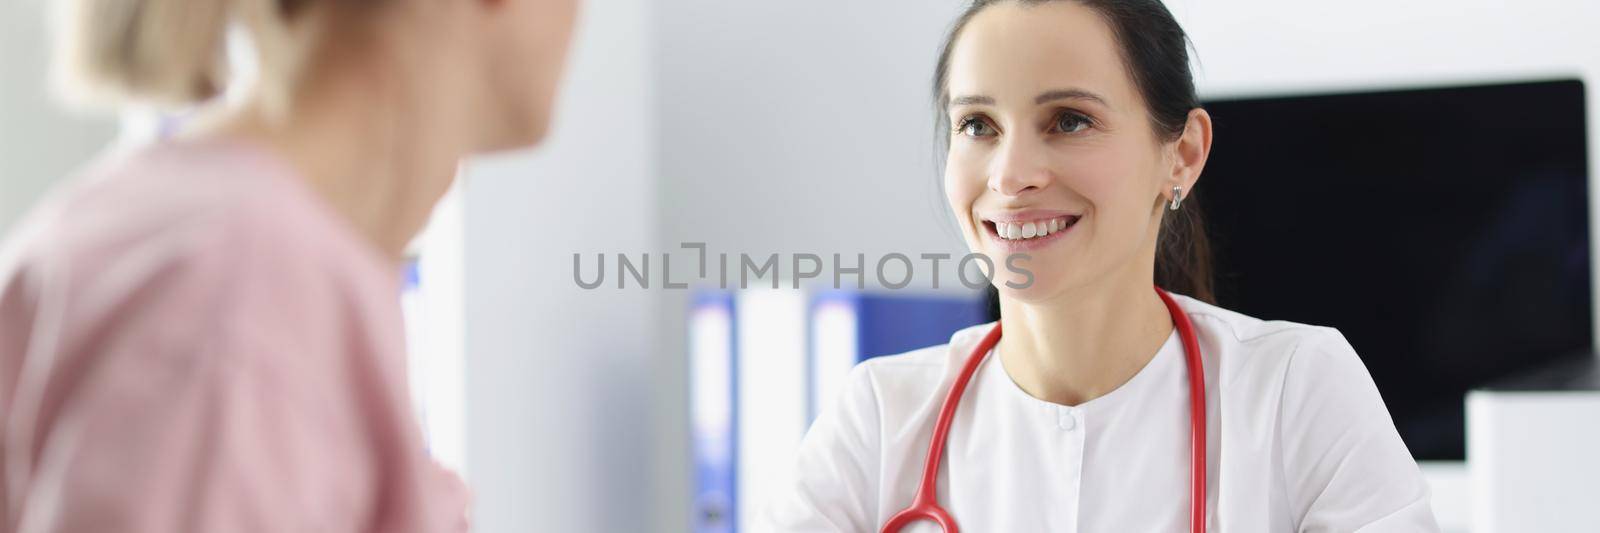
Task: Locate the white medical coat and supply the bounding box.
[763,293,1439,532]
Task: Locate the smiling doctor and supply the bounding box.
[762,1,1439,532]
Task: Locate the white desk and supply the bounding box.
[1466,356,1600,533]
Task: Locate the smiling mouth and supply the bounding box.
[983,215,1080,241]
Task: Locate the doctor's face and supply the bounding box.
[943,1,1175,303]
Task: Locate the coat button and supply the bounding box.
[1057,409,1078,431]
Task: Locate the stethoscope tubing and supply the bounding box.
[880,285,1206,533]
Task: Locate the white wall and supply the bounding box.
[0,0,117,231]
[461,0,658,531]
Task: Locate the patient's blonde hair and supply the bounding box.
[52,0,322,110]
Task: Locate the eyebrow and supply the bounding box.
[947,88,1110,108]
[949,95,995,107]
[1035,88,1109,107]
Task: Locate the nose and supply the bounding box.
[987,135,1053,197]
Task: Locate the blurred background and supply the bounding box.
[4,0,1599,532]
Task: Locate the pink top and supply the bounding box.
[0,139,468,532]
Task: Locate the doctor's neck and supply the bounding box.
[995,261,1177,406]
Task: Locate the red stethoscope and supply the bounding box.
[880,286,1208,533]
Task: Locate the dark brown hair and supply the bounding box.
[934,0,1215,304]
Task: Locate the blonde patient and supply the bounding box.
[0,0,577,531]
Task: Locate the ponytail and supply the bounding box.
[52,0,319,111]
[1156,189,1215,304]
[54,0,232,107]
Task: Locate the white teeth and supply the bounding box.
[993,217,1074,240]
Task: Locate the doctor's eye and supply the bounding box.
[1049,110,1094,134]
[955,116,998,138]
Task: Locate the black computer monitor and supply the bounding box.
[1199,79,1592,460]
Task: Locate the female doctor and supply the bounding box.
[763,0,1439,531]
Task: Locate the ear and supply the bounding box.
[1167,108,1213,201]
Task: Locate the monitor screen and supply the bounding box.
[1198,79,1592,461]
